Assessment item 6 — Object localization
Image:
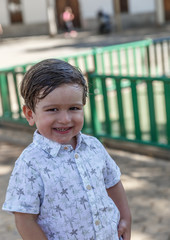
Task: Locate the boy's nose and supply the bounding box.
[58,111,71,124]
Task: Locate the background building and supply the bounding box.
[0,0,169,37]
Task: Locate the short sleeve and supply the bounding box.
[2,156,44,214]
[96,139,121,189]
[103,148,121,189]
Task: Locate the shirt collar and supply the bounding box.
[32,130,89,158]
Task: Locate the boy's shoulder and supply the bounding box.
[18,141,44,163]
[81,133,103,147]
[14,140,54,174]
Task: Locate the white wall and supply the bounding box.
[129,0,155,14]
[79,0,114,19]
[0,0,10,25]
[22,0,48,24]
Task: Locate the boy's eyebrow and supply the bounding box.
[42,103,84,109]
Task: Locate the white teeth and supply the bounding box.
[55,128,70,132]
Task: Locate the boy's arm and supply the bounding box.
[107,181,131,240]
[14,212,48,240]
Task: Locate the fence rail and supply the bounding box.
[87,73,170,149]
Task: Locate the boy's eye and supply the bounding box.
[70,107,80,110]
[47,108,58,112]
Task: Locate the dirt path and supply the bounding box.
[0,132,170,240]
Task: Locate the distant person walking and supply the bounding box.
[97,10,111,34]
[62,6,77,38]
[0,24,3,35]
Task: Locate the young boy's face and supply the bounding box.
[23,84,84,148]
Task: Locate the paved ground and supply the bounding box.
[1,25,170,239]
[0,128,170,240]
[1,23,170,69]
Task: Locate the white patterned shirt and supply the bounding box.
[2,131,121,240]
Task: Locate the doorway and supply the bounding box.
[55,0,81,30]
[8,0,23,23]
[120,0,128,13]
[164,0,170,20]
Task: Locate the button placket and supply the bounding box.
[74,153,79,159]
[74,152,100,232]
[95,220,100,226]
[86,185,92,190]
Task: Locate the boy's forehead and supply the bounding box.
[41,83,83,93]
[38,83,83,100]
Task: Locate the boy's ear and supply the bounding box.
[23,105,35,126]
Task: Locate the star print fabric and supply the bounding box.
[2,131,121,240]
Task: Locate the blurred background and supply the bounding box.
[0,0,169,38]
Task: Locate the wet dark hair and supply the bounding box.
[20,59,87,111]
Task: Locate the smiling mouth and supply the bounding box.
[54,127,72,132]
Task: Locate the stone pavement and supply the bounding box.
[1,23,170,69]
[0,128,170,240]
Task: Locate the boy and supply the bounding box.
[2,59,131,240]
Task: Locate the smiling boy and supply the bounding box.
[2,59,131,240]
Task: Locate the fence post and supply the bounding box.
[146,45,151,76]
[13,70,22,119]
[92,47,98,73]
[131,80,141,140]
[164,81,170,144]
[115,77,126,137]
[146,80,158,142]
[87,72,102,137]
[101,77,112,135]
[0,73,11,118]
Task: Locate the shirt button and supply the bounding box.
[95,220,100,226]
[86,185,92,190]
[75,153,79,159]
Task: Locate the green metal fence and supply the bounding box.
[147,36,170,77]
[0,37,170,149]
[87,73,170,149]
[0,39,152,123]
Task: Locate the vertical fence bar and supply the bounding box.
[153,43,159,76]
[0,73,11,118]
[13,70,22,119]
[117,49,122,75]
[115,77,126,137]
[101,77,112,135]
[125,48,130,75]
[146,80,158,142]
[63,57,69,62]
[87,73,102,136]
[164,81,170,144]
[146,45,151,76]
[109,51,114,74]
[161,42,165,75]
[83,55,89,72]
[92,48,98,73]
[140,46,146,76]
[131,79,141,140]
[73,56,79,68]
[168,41,170,74]
[101,52,105,74]
[133,47,137,75]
